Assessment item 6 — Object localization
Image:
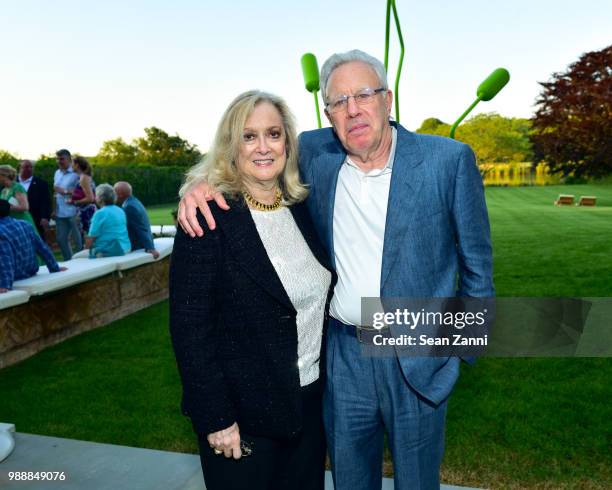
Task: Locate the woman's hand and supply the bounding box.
[177,182,229,238]
[206,422,242,459]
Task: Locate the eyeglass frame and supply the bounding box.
[325,87,387,114]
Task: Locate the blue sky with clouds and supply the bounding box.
[1,0,610,158]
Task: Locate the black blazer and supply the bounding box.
[25,176,51,235]
[169,198,335,439]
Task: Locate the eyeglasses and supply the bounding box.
[325,87,386,114]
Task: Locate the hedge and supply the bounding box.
[31,161,185,207]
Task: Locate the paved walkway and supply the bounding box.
[0,433,480,489]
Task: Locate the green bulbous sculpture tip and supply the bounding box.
[477,68,510,102]
[301,53,320,93]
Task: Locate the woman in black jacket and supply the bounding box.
[169,90,334,490]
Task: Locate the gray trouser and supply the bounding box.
[324,318,448,490]
[55,216,83,260]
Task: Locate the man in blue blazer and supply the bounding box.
[178,50,493,490]
[114,181,159,259]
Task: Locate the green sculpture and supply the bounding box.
[301,53,322,128]
[300,1,510,136]
[384,0,405,123]
[450,68,511,139]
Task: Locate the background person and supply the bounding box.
[169,90,334,490]
[114,181,159,259]
[18,159,51,239]
[0,200,66,293]
[0,164,36,229]
[84,183,131,258]
[53,149,82,260]
[68,155,96,235]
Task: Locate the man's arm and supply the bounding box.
[177,128,320,236]
[0,240,15,290]
[451,145,495,297]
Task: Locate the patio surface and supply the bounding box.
[0,432,481,489]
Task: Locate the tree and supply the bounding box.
[134,127,202,167]
[96,127,202,167]
[418,118,447,134]
[416,113,533,163]
[531,45,612,178]
[97,138,139,165]
[0,150,19,166]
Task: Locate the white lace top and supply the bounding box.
[250,206,331,386]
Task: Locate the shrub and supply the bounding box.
[33,160,184,206]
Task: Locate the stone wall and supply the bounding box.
[0,258,169,369]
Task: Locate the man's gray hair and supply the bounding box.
[320,49,388,103]
[95,183,116,205]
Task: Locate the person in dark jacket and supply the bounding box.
[114,181,159,259]
[169,90,334,490]
[18,160,51,239]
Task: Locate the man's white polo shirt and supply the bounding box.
[330,127,397,327]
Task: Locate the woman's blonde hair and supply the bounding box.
[0,165,17,181]
[180,90,308,204]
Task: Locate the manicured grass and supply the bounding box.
[1,184,611,488]
[446,184,612,488]
[146,202,177,226]
[0,302,196,453]
[486,184,612,297]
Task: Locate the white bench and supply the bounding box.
[12,260,117,296]
[151,225,176,237]
[0,290,30,311]
[161,225,176,237]
[71,237,174,270]
[8,239,174,299]
[154,237,174,259]
[72,250,155,270]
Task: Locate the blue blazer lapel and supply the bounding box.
[380,125,425,289]
[313,141,345,267]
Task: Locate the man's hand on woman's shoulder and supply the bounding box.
[177,182,230,237]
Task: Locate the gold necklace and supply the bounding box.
[243,188,283,211]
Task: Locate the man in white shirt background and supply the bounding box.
[53,149,82,260]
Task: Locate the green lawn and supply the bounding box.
[146,202,178,226]
[486,184,612,297]
[1,184,611,489]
